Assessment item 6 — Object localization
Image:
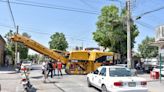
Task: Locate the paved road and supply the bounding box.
[29,64,98,92]
[0,64,164,92]
[138,74,164,92]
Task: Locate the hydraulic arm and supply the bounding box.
[11,34,68,64]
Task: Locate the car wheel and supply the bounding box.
[87,78,92,87]
[101,85,107,92]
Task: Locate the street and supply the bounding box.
[0,64,163,92]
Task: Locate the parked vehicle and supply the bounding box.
[152,65,164,77]
[87,66,148,92]
[143,58,158,73]
[116,64,127,67]
[21,61,32,70]
[21,67,32,92]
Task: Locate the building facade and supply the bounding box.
[0,35,6,66]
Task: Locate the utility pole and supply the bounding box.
[126,0,132,69]
[15,26,19,65]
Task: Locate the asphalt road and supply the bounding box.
[29,64,99,92]
[0,64,164,92]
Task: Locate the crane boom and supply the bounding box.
[11,34,68,64]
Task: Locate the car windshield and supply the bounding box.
[109,68,132,77]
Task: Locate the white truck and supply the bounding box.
[143,58,158,73]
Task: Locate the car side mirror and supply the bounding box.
[93,70,99,74]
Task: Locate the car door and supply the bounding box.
[96,67,106,87]
[90,69,100,85]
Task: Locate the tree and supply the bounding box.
[17,33,31,59]
[4,31,31,59]
[138,36,158,58]
[49,32,68,51]
[93,5,139,60]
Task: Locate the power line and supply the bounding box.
[0,23,94,42]
[135,20,154,30]
[7,0,16,29]
[79,0,97,10]
[15,0,98,12]
[137,6,164,18]
[0,0,99,15]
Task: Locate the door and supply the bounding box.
[91,69,99,85]
[96,67,106,87]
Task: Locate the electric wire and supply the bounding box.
[137,6,164,18]
[0,0,99,15]
[135,20,154,30]
[15,0,98,12]
[0,23,93,42]
[7,0,16,29]
[79,0,97,10]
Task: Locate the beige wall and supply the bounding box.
[0,35,5,65]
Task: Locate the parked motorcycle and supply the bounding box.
[21,67,32,92]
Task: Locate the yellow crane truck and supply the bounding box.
[11,34,115,74]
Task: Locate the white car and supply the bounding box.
[153,65,164,77]
[21,61,32,70]
[87,66,148,92]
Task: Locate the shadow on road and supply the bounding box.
[31,76,43,79]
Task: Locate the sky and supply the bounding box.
[0,0,164,54]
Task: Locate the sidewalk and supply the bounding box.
[0,65,16,74]
[138,74,164,92]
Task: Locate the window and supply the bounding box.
[99,68,106,76]
[93,69,99,75]
[109,68,132,77]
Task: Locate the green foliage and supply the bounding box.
[4,31,31,59]
[49,32,68,51]
[93,5,139,58]
[138,36,158,58]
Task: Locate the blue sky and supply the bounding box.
[0,0,164,54]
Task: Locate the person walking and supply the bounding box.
[52,60,57,76]
[57,59,63,76]
[42,61,47,82]
[47,60,53,78]
[42,61,46,75]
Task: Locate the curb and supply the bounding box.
[0,71,16,74]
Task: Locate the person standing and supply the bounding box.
[47,61,53,78]
[57,59,63,76]
[42,61,47,82]
[52,60,57,76]
[42,61,46,75]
